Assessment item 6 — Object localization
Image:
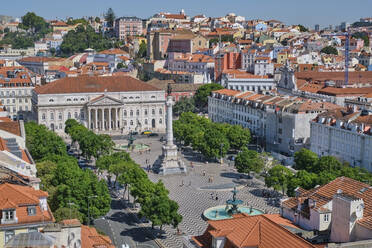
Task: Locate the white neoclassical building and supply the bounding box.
[32,76,166,134]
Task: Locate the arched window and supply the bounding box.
[59,123,62,129]
[145,109,148,116]
[123,110,127,116]
[74,112,78,118]
[145,119,148,125]
[159,118,162,124]
[42,113,46,120]
[123,120,127,126]
[136,110,140,116]
[58,113,62,120]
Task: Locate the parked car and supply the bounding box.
[149,133,159,137]
[141,130,152,135]
[131,131,138,135]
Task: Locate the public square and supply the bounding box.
[112,135,282,248]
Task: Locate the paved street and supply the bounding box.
[94,198,160,248]
[119,136,281,248]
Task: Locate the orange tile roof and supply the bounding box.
[213,89,240,96]
[193,214,316,248]
[317,87,372,96]
[295,71,372,85]
[0,183,53,227]
[81,225,115,248]
[99,48,128,55]
[34,76,160,94]
[0,121,21,136]
[282,177,372,219]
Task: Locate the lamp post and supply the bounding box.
[87,195,98,226]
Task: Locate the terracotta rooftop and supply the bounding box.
[0,183,53,227]
[146,79,202,92]
[282,177,372,222]
[34,76,161,95]
[0,121,21,136]
[295,71,372,85]
[193,213,316,248]
[213,89,240,96]
[317,87,372,97]
[81,225,115,248]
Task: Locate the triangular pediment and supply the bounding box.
[87,95,123,106]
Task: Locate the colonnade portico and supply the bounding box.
[88,107,121,132]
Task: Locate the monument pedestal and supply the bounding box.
[157,144,186,175]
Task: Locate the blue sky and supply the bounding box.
[2,0,372,27]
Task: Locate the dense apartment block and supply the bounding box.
[0,66,35,120]
[208,89,342,155]
[310,109,372,170]
[115,16,143,40]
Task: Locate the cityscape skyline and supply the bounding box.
[2,0,372,27]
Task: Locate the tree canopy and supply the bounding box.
[19,12,51,36]
[320,46,338,55]
[173,97,196,117]
[104,8,116,28]
[352,32,369,47]
[194,83,223,111]
[235,147,264,174]
[297,24,309,32]
[60,25,114,57]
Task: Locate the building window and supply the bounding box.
[278,138,282,144]
[152,109,155,115]
[81,112,85,119]
[27,206,36,216]
[123,120,127,126]
[50,113,54,120]
[68,112,71,119]
[130,110,133,117]
[42,113,46,120]
[159,118,162,124]
[74,112,78,119]
[278,128,282,134]
[4,210,14,220]
[49,99,54,102]
[130,120,133,125]
[145,109,148,116]
[59,123,62,129]
[123,110,127,116]
[59,113,62,120]
[145,119,148,125]
[159,108,162,115]
[136,110,140,116]
[5,230,14,243]
[324,214,329,222]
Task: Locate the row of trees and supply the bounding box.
[96,151,182,230]
[64,119,114,160]
[264,148,372,196]
[173,112,251,160]
[25,122,111,223]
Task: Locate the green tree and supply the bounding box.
[19,12,51,36]
[352,32,369,47]
[314,156,342,174]
[202,124,229,160]
[117,62,126,69]
[60,25,113,57]
[194,83,223,111]
[265,165,293,195]
[95,17,101,23]
[320,46,338,55]
[235,147,264,175]
[294,148,319,172]
[54,207,84,223]
[104,8,115,28]
[25,122,67,161]
[173,98,195,116]
[137,40,147,58]
[227,125,251,150]
[297,24,309,32]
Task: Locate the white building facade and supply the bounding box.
[32,76,166,135]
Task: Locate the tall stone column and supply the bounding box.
[95,108,98,130]
[116,108,119,130]
[166,97,174,146]
[154,84,186,175]
[108,108,112,130]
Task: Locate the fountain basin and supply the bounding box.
[203,205,263,220]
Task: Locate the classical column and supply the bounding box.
[95,108,98,130]
[115,108,119,130]
[108,108,112,130]
[87,108,91,130]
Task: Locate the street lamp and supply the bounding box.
[87,195,98,226]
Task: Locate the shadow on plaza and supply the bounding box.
[249,188,282,207]
[120,227,166,242]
